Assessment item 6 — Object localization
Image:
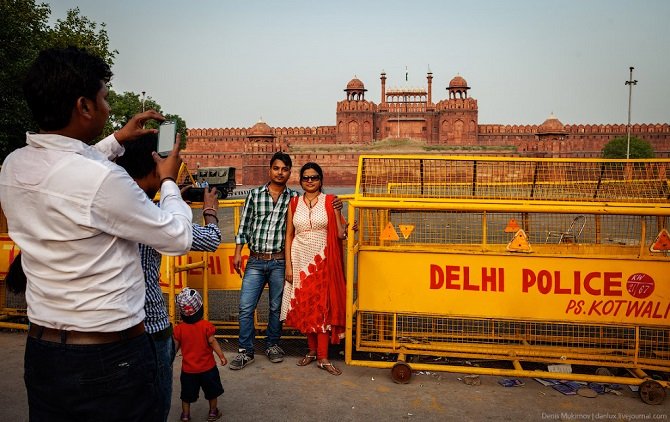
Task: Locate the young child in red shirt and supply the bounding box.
[174,288,227,421]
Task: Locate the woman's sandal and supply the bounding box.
[317,361,342,376]
[297,354,317,366]
[180,413,191,422]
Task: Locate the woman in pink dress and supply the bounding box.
[280,162,347,375]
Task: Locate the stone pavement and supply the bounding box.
[0,331,667,421]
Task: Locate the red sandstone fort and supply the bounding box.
[182,72,670,186]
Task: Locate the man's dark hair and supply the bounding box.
[23,47,113,131]
[270,151,292,168]
[115,133,158,179]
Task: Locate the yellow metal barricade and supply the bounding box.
[161,198,313,339]
[162,199,245,332]
[166,197,354,339]
[0,230,27,330]
[344,155,670,404]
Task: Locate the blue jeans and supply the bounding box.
[238,257,285,353]
[154,335,175,422]
[24,333,161,422]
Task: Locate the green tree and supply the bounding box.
[46,7,117,66]
[602,136,655,159]
[0,0,50,159]
[0,2,187,159]
[103,91,188,147]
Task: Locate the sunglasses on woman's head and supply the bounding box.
[301,175,321,182]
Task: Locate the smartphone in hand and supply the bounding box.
[157,121,177,157]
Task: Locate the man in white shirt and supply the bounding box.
[0,47,193,421]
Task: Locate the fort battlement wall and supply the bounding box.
[182,72,670,186]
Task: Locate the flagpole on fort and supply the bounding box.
[625,67,637,160]
[141,91,146,112]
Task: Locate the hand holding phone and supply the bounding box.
[114,110,165,144]
[154,133,182,184]
[157,121,177,157]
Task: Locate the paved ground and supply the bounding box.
[0,331,667,421]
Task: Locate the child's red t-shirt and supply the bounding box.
[174,319,216,373]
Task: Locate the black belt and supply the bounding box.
[150,324,173,342]
[249,250,285,260]
[28,321,145,345]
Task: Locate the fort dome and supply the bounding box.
[449,75,468,88]
[248,120,274,137]
[537,113,566,134]
[346,78,366,91]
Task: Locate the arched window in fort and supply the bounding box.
[441,120,449,133]
[363,121,371,133]
[348,120,359,142]
[338,121,345,133]
[454,120,464,142]
[469,121,476,132]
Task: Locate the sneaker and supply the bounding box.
[265,345,284,363]
[229,351,254,370]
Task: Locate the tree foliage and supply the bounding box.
[47,7,117,66]
[0,1,187,159]
[0,0,51,159]
[602,136,655,159]
[103,92,187,148]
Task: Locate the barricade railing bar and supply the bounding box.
[355,155,670,204]
[345,156,670,403]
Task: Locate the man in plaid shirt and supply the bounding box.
[231,152,298,369]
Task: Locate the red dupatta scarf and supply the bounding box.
[286,194,346,344]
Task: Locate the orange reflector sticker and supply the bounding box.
[650,228,670,252]
[380,222,400,241]
[398,224,415,239]
[506,229,532,253]
[504,219,520,233]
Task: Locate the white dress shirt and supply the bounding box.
[0,133,193,331]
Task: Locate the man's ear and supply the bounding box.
[75,97,92,117]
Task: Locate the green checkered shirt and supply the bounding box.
[235,183,297,253]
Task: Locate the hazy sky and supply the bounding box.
[46,0,669,130]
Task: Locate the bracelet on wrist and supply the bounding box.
[160,176,176,185]
[202,207,216,214]
[203,212,219,224]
